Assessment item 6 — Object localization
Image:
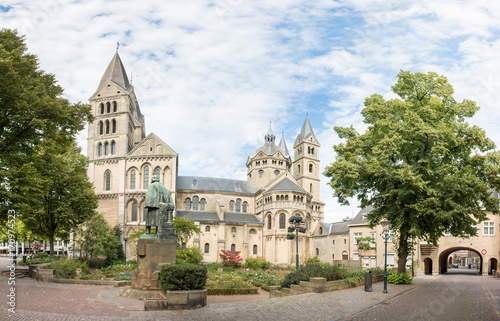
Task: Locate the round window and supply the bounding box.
[258,170,264,176]
[274,170,280,175]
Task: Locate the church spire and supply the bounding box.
[278,132,289,156]
[299,115,315,140]
[96,52,131,92]
[265,122,275,145]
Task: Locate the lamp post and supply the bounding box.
[381,219,390,294]
[287,215,307,272]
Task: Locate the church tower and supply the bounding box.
[293,116,321,200]
[87,52,145,161]
[246,123,292,188]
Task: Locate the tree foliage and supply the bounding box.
[173,217,201,248]
[324,70,500,273]
[0,29,93,222]
[76,214,121,265]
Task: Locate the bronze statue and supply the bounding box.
[143,175,174,237]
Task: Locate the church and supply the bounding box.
[87,52,325,264]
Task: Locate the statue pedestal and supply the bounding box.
[131,238,176,291]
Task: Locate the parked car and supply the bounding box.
[452,263,459,268]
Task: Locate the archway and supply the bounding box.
[438,247,483,275]
[424,258,433,275]
[489,258,498,275]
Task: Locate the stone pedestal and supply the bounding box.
[132,237,176,291]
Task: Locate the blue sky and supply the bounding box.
[3,1,500,223]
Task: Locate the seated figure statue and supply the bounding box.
[143,175,174,237]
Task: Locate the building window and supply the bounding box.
[112,119,117,133]
[344,239,346,244]
[185,198,191,210]
[309,164,313,173]
[242,201,248,213]
[154,168,160,178]
[332,240,335,245]
[113,101,117,112]
[319,227,323,235]
[205,226,210,232]
[316,248,319,256]
[143,166,149,189]
[181,242,186,249]
[99,103,104,114]
[236,199,241,212]
[354,233,362,244]
[106,102,111,113]
[204,243,210,254]
[231,244,236,251]
[105,171,111,191]
[111,141,116,155]
[130,169,136,190]
[193,196,199,210]
[99,121,103,135]
[342,251,348,260]
[200,198,206,210]
[231,227,236,233]
[105,120,110,134]
[253,245,257,255]
[332,254,335,260]
[104,142,109,155]
[97,143,102,156]
[249,229,256,235]
[279,213,286,229]
[267,215,272,230]
[484,221,495,235]
[229,200,235,212]
[131,202,138,221]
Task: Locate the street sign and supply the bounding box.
[481,249,487,255]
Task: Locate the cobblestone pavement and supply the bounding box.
[0,263,435,321]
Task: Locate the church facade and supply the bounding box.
[87,53,325,264]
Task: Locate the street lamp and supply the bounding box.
[381,219,390,294]
[287,215,307,272]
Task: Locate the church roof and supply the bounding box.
[267,177,305,193]
[329,221,350,234]
[177,176,259,195]
[96,52,131,92]
[175,211,263,225]
[278,134,289,156]
[251,123,290,158]
[299,116,315,140]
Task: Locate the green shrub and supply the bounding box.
[244,257,271,270]
[387,271,412,284]
[305,257,321,265]
[176,246,203,264]
[281,263,347,288]
[207,271,252,289]
[77,269,104,280]
[37,252,49,258]
[48,258,88,279]
[160,264,207,291]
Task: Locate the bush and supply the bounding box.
[244,257,271,270]
[387,271,412,284]
[219,250,244,267]
[160,264,207,291]
[176,246,203,264]
[37,252,49,258]
[281,263,348,288]
[305,257,321,265]
[48,258,88,279]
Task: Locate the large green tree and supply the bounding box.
[21,140,98,255]
[0,29,92,221]
[324,71,500,273]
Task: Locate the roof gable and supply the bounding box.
[127,133,177,158]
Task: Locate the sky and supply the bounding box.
[2,0,500,223]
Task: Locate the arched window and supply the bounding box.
[143,166,149,189]
[185,198,191,210]
[319,227,323,234]
[104,142,109,155]
[154,168,160,178]
[200,199,206,211]
[205,226,210,232]
[231,227,236,233]
[105,171,111,191]
[231,244,236,251]
[276,195,279,202]
[130,169,136,189]
[279,213,286,229]
[105,120,110,134]
[298,164,300,173]
[112,119,116,133]
[131,202,138,221]
[242,201,248,213]
[192,196,199,210]
[267,215,272,230]
[204,243,210,254]
[111,141,116,155]
[310,183,313,193]
[285,195,288,201]
[253,244,257,255]
[112,101,117,112]
[229,200,235,212]
[99,121,103,135]
[99,103,104,114]
[181,242,186,249]
[249,229,256,235]
[309,164,313,173]
[236,199,241,212]
[316,248,319,256]
[106,102,111,113]
[97,143,102,156]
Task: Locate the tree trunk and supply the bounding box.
[49,235,55,256]
[397,230,409,274]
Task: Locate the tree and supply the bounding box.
[0,29,92,222]
[173,217,201,248]
[76,214,120,265]
[20,140,98,255]
[324,71,500,273]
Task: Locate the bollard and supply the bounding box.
[364,270,372,292]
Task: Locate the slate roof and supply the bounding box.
[175,211,263,225]
[329,221,350,234]
[177,176,259,195]
[224,213,263,224]
[299,116,315,140]
[97,53,131,92]
[349,206,374,225]
[268,177,306,193]
[278,134,290,156]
